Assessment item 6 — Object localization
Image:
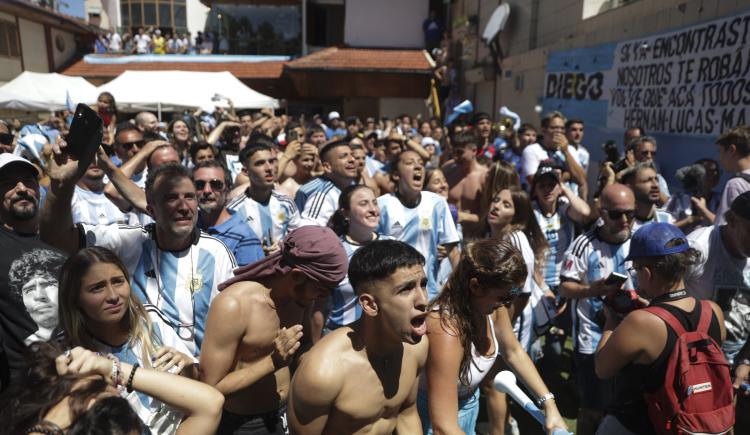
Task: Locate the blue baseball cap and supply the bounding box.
[624,222,689,261]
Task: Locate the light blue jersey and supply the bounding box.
[377,191,460,300]
[226,189,300,244]
[533,201,575,288]
[295,177,342,227]
[365,155,386,177]
[91,309,195,434]
[631,209,675,234]
[561,229,633,354]
[80,224,237,355]
[327,233,392,329]
[71,185,137,226]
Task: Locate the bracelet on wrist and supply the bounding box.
[105,354,121,386]
[536,392,555,408]
[126,363,140,393]
[738,358,750,367]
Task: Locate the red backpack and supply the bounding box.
[642,300,734,434]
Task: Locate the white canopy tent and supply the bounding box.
[97,70,280,115]
[0,72,99,111]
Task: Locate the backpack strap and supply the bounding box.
[696,300,713,335]
[732,172,750,184]
[643,306,687,336]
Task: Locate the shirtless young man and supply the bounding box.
[288,240,429,434]
[200,226,348,435]
[442,131,488,237]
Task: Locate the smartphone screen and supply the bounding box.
[604,272,628,287]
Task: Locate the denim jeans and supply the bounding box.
[417,387,480,434]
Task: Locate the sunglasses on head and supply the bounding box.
[602,208,636,220]
[194,179,225,191]
[0,133,13,145]
[122,140,145,150]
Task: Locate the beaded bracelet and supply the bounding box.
[105,354,121,386]
[24,421,64,435]
[127,363,140,393]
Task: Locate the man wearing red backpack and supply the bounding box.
[594,223,733,435]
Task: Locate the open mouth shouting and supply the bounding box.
[410,311,428,337]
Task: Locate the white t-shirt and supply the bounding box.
[685,225,750,350]
[134,34,151,53]
[521,143,574,181]
[79,224,237,355]
[715,170,750,226]
[506,230,544,353]
[560,229,633,354]
[108,33,122,51]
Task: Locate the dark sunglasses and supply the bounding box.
[602,208,636,220]
[194,179,225,191]
[121,140,145,150]
[0,133,13,145]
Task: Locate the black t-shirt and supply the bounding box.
[0,225,67,391]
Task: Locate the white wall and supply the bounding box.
[187,0,209,37]
[50,28,77,70]
[0,11,22,82]
[18,18,47,73]
[344,0,428,48]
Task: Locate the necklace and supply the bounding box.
[650,289,689,305]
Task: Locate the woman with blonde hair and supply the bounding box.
[57,246,197,434]
[419,238,566,434]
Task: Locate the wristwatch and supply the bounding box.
[738,358,750,367]
[536,392,555,407]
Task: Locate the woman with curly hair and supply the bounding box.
[418,239,567,434]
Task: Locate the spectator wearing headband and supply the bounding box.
[201,226,348,435]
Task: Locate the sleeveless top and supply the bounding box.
[608,299,722,435]
[457,314,499,399]
[419,313,499,400]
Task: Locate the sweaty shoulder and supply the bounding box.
[296,329,354,389]
[218,281,274,317]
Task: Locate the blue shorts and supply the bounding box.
[417,387,480,434]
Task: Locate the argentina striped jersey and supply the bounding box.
[226,189,300,244]
[79,223,237,355]
[377,191,460,300]
[295,177,342,227]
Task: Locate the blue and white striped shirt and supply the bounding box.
[71,185,137,226]
[79,224,237,355]
[377,191,460,300]
[533,201,575,288]
[327,233,393,329]
[226,190,300,244]
[295,177,342,227]
[560,229,633,354]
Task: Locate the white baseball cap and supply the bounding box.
[0,153,39,177]
[328,111,341,121]
[421,137,438,147]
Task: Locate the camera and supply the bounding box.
[675,163,706,196]
[602,140,620,164]
[605,289,640,314]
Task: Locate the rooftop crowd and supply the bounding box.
[0,89,747,435]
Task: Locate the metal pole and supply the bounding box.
[157,102,162,121]
[301,0,307,55]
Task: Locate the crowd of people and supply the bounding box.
[0,88,748,435]
[95,27,217,55]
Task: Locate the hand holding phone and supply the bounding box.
[604,272,628,287]
[66,104,102,162]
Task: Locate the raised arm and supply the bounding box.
[206,121,240,146]
[97,147,148,213]
[57,347,224,435]
[103,140,166,207]
[40,141,89,254]
[560,182,592,224]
